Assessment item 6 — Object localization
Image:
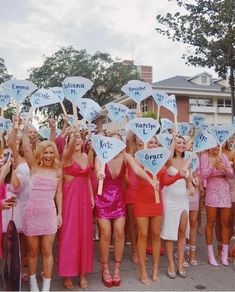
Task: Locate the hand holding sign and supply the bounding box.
[91,135,126,194]
[121,80,153,114]
[135,147,171,203]
[127,118,160,145]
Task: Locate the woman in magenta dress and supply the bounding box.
[22,126,62,292]
[95,133,157,288]
[200,146,233,266]
[58,128,94,289]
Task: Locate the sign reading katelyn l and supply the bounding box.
[212,125,234,145]
[121,80,153,104]
[62,76,93,103]
[193,129,217,153]
[3,79,37,103]
[127,118,160,143]
[135,147,171,175]
[106,103,128,122]
[91,135,126,164]
[30,88,61,108]
[0,86,10,108]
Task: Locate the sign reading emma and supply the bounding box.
[127,118,160,143]
[3,79,37,103]
[62,76,93,103]
[121,80,153,104]
[135,147,171,175]
[91,135,126,163]
[193,129,217,153]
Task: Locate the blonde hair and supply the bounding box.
[34,141,60,169]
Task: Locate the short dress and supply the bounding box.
[95,161,126,219]
[134,167,182,218]
[200,153,233,208]
[161,166,189,241]
[23,175,58,236]
[124,165,137,205]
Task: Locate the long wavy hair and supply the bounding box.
[34,141,60,170]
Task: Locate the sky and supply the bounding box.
[0,0,216,83]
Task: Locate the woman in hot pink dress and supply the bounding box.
[58,128,94,290]
[200,146,233,266]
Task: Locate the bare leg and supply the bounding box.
[164,240,175,274]
[189,210,198,263]
[126,204,138,264]
[177,211,188,274]
[26,236,40,276]
[136,217,151,285]
[150,216,162,282]
[41,234,56,278]
[205,207,217,245]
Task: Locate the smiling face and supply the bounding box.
[175,136,186,154]
[147,137,159,149]
[42,146,55,167]
[75,134,83,151]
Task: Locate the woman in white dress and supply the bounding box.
[161,136,190,278]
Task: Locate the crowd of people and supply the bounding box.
[0,114,234,291]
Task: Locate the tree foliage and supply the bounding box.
[0,58,12,84]
[156,0,235,115]
[28,47,140,118]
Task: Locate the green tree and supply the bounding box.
[28,47,140,118]
[0,58,12,83]
[156,0,235,120]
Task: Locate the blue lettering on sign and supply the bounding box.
[135,122,156,131]
[195,133,207,148]
[99,140,113,149]
[63,83,85,89]
[144,153,164,166]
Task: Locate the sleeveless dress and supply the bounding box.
[23,175,58,236]
[161,166,189,241]
[124,165,137,204]
[0,183,6,258]
[134,167,182,217]
[58,162,94,276]
[95,161,126,219]
[200,153,233,208]
[3,162,30,233]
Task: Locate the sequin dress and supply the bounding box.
[95,161,126,219]
[23,175,58,236]
[200,153,233,208]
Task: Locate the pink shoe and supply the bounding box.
[207,245,219,267]
[221,244,229,266]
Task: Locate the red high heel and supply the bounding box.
[101,262,113,288]
[113,260,121,287]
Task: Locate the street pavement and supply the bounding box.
[1,216,235,291]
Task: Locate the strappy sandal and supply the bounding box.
[113,260,121,287]
[190,245,198,265]
[101,262,113,288]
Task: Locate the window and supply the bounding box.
[201,75,208,84]
[128,103,137,109]
[189,97,213,107]
[217,98,231,108]
[141,100,148,112]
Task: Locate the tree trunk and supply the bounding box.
[230,66,235,124]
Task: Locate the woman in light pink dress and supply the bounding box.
[200,146,233,266]
[22,126,62,291]
[58,128,94,290]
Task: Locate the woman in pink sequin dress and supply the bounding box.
[58,129,94,290]
[200,146,233,266]
[22,126,62,291]
[95,133,157,288]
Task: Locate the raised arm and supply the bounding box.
[124,152,157,188]
[48,118,56,142]
[62,128,78,162]
[7,116,20,163]
[22,126,36,169]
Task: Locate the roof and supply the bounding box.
[152,75,230,93]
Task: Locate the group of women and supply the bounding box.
[0,114,234,291]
